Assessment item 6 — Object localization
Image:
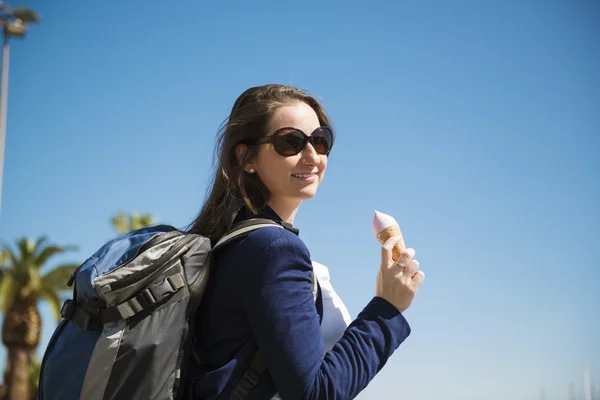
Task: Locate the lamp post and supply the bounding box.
[0,2,38,220]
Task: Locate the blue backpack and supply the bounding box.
[38,218,308,400]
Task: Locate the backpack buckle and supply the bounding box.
[60,299,75,320]
[80,313,94,331]
[240,368,261,389]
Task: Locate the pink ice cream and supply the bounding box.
[372,210,406,261]
[372,210,398,237]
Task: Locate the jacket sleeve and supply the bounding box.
[242,228,411,400]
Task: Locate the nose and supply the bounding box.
[300,139,321,165]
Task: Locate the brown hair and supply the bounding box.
[186,84,333,243]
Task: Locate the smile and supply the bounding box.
[291,173,318,182]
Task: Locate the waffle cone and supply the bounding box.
[376,225,406,262]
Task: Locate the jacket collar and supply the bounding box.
[234,204,299,236]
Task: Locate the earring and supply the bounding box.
[248,168,255,174]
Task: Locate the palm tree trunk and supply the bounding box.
[1,302,41,400]
[2,346,30,400]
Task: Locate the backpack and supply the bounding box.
[39,218,316,400]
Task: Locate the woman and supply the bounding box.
[186,84,424,399]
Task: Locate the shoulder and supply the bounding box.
[240,225,309,257]
[222,226,312,276]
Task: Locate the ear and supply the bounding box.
[236,144,253,173]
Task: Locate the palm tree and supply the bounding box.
[26,355,40,400]
[111,211,157,234]
[0,237,78,400]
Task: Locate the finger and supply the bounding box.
[381,236,405,263]
[411,270,425,287]
[401,259,420,279]
[395,248,416,267]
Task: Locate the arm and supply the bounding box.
[243,229,411,400]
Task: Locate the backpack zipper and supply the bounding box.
[107,234,194,291]
[66,230,181,287]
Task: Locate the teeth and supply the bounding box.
[293,173,313,178]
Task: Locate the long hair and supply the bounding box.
[186,84,333,243]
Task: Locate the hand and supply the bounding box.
[375,236,425,313]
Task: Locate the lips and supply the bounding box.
[291,171,318,183]
[291,171,318,178]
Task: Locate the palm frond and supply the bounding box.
[111,211,156,234]
[132,213,156,231]
[40,288,63,322]
[33,236,49,257]
[0,250,8,278]
[41,264,78,292]
[111,211,129,235]
[15,237,34,275]
[0,248,8,267]
[0,273,17,313]
[35,244,78,269]
[17,237,34,258]
[0,250,9,285]
[0,243,19,271]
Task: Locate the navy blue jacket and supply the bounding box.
[189,206,411,399]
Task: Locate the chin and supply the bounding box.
[297,187,318,199]
[287,180,321,201]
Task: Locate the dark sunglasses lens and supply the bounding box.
[274,130,306,156]
[312,128,333,154]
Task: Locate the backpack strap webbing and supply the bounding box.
[212,218,284,252]
[60,269,186,331]
[229,350,266,400]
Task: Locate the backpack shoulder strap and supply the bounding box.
[212,218,283,252]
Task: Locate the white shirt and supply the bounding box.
[271,261,352,399]
[311,260,353,351]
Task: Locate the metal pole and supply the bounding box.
[585,367,592,400]
[0,35,9,220]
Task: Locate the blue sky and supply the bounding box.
[0,0,598,399]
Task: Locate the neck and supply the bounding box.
[267,198,301,224]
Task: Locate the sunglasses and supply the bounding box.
[241,126,334,156]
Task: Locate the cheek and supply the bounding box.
[320,156,328,173]
[257,154,293,189]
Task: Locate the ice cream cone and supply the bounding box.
[372,211,406,262]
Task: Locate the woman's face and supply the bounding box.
[249,101,328,210]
